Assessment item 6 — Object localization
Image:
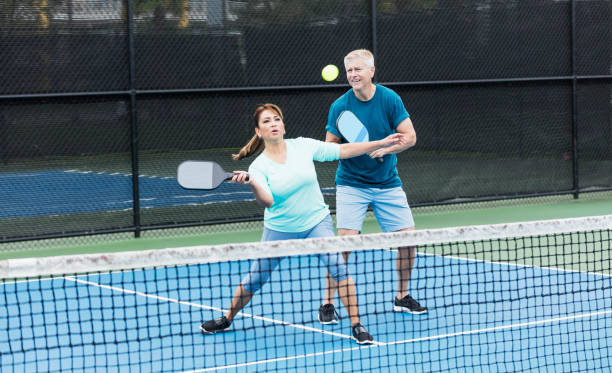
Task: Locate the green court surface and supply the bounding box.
[1,191,610,261]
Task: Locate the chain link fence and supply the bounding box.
[1,0,611,244]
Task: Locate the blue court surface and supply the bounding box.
[2,249,611,372]
[1,170,331,219]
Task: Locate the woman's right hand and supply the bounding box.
[232,171,250,184]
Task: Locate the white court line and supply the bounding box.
[417,250,612,278]
[183,344,377,372]
[184,309,612,372]
[64,276,361,343]
[174,192,254,199]
[63,169,160,178]
[385,309,612,346]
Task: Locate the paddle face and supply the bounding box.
[177,161,234,190]
[337,111,369,143]
[336,111,383,163]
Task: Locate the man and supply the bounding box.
[319,49,427,324]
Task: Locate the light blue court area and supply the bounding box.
[1,250,611,372]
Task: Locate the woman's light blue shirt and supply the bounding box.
[248,137,340,232]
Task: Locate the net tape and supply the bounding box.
[2,214,611,279]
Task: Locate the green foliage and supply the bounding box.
[379,0,440,14]
[230,0,369,24]
[133,0,185,17]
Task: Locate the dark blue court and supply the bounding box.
[1,170,336,219]
[1,170,256,219]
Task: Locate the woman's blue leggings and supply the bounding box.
[241,215,349,293]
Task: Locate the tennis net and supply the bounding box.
[1,215,611,372]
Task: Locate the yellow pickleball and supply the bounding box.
[321,64,339,82]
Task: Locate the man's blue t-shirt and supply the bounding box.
[325,84,410,188]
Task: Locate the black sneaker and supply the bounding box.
[200,316,231,334]
[351,323,374,345]
[394,294,428,314]
[318,303,339,324]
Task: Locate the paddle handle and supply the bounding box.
[226,172,249,182]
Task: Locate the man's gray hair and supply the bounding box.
[344,49,375,68]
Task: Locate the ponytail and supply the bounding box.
[232,134,264,160]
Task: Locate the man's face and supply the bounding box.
[345,58,375,91]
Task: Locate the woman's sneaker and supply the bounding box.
[318,303,339,324]
[200,316,232,334]
[351,323,374,345]
[393,294,428,314]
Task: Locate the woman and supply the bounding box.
[200,103,407,345]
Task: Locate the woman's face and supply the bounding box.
[255,109,285,142]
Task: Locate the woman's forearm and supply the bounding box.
[250,181,274,207]
[338,140,382,159]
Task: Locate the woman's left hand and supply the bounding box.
[370,133,407,158]
[381,133,407,148]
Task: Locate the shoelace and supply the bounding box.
[352,323,368,336]
[329,305,340,320]
[322,304,340,320]
[399,295,418,307]
[406,296,418,307]
[216,316,230,327]
[332,307,340,320]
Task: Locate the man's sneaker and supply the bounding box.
[393,294,428,314]
[351,323,374,345]
[318,303,339,324]
[200,316,231,334]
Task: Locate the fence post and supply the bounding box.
[570,0,579,199]
[126,0,141,236]
[370,0,377,68]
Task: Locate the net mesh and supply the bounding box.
[1,215,611,372]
